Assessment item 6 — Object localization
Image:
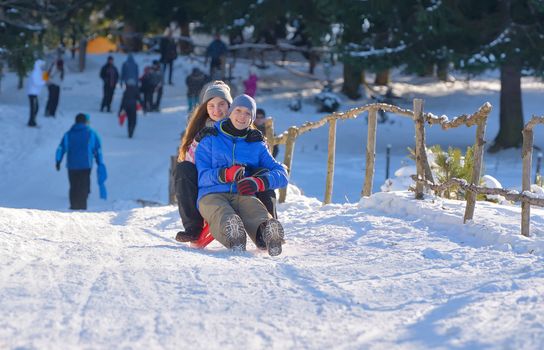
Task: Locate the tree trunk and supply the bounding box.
[374,69,390,86]
[179,22,192,54]
[78,37,87,72]
[437,61,449,82]
[342,63,362,99]
[418,64,434,77]
[490,61,524,152]
[121,23,142,52]
[308,51,317,74]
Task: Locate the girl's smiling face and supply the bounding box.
[206,97,229,121]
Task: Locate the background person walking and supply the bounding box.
[99,56,119,112]
[45,57,64,117]
[27,59,46,127]
[120,54,139,88]
[55,113,106,210]
[205,33,228,80]
[185,67,209,112]
[119,84,141,138]
[160,32,177,85]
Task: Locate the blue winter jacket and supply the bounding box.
[206,39,228,60]
[56,123,104,170]
[195,120,289,206]
[121,54,139,86]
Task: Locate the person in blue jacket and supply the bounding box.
[205,33,228,80]
[120,53,139,87]
[55,113,106,210]
[195,94,288,256]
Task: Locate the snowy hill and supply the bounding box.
[1,53,544,349]
[2,190,544,349]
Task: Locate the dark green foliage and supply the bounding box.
[0,27,39,89]
[429,145,479,200]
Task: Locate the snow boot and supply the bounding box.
[261,218,284,256]
[175,230,199,243]
[224,214,247,252]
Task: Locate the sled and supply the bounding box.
[190,222,214,249]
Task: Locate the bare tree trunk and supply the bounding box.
[490,60,524,152]
[121,23,142,52]
[308,51,317,74]
[342,63,362,99]
[437,61,449,82]
[179,22,192,54]
[374,69,390,86]
[78,37,87,72]
[418,64,434,77]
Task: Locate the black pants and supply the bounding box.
[175,161,203,238]
[256,190,277,219]
[28,95,39,126]
[45,84,60,116]
[162,62,173,84]
[175,161,278,238]
[101,85,115,112]
[142,87,154,112]
[68,169,91,210]
[126,105,137,138]
[209,58,222,80]
[153,86,163,110]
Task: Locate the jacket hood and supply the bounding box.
[34,59,45,70]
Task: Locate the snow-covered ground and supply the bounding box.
[1,53,544,349]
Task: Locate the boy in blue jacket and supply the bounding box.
[195,95,288,256]
[56,113,105,210]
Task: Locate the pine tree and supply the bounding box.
[415,1,544,151]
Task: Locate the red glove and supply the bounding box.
[237,176,266,195]
[219,165,245,183]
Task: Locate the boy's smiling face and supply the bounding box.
[229,106,252,130]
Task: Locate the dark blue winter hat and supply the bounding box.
[228,94,256,121]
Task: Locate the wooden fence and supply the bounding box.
[169,99,544,237]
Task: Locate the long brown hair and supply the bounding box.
[178,102,213,161]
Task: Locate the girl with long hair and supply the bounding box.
[175,81,233,242]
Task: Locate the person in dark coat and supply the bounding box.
[139,65,154,112]
[120,54,139,88]
[254,108,279,159]
[185,67,209,112]
[119,85,141,138]
[55,113,105,210]
[45,58,64,117]
[160,34,177,85]
[99,56,119,112]
[205,33,228,80]
[150,60,164,111]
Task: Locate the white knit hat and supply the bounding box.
[201,81,233,104]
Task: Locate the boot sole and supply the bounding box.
[264,219,284,256]
[224,214,247,251]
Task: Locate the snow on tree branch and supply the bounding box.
[348,43,407,58]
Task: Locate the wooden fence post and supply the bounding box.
[169,156,177,205]
[521,128,534,237]
[264,118,275,154]
[463,120,487,223]
[413,99,425,199]
[279,127,298,203]
[324,118,337,204]
[362,108,378,197]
